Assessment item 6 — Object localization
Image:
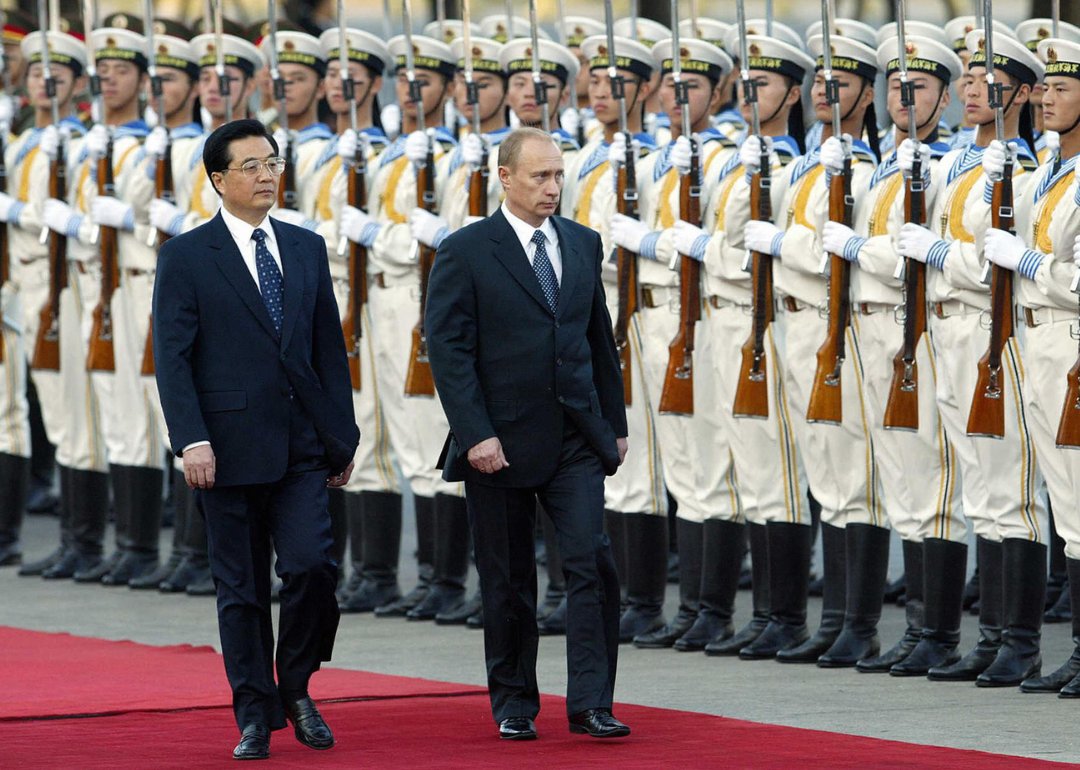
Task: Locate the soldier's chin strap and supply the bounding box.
[913,81,947,133]
[976,72,1020,129]
[759,85,795,127]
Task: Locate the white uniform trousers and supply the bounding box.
[703,302,809,526]
[637,288,742,523]
[1019,314,1080,557]
[603,290,665,516]
[368,280,462,500]
[857,309,966,542]
[19,258,64,448]
[929,309,1046,543]
[0,281,30,457]
[776,304,886,528]
[56,263,108,472]
[331,278,398,495]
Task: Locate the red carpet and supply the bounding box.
[2,626,1075,769]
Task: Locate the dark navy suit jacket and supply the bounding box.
[426,208,628,488]
[152,211,359,487]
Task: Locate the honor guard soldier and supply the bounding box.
[562,31,669,645]
[896,28,1047,684]
[500,36,581,154]
[671,30,814,657]
[819,34,969,673]
[802,19,878,153]
[1016,36,1080,697]
[478,15,549,45]
[677,19,745,141]
[3,10,40,135]
[338,33,469,622]
[423,19,480,46]
[873,23,955,154]
[943,17,1018,151]
[318,26,403,616]
[607,35,742,646]
[0,27,88,567]
[563,16,606,146]
[613,19,671,144]
[740,31,884,663]
[1016,20,1080,161]
[13,28,89,576]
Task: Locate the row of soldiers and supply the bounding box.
[1,3,1080,700]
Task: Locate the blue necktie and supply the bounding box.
[252,227,283,336]
[531,229,559,312]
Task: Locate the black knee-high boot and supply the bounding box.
[819,524,890,667]
[891,538,967,675]
[104,466,163,585]
[633,517,696,647]
[978,538,1046,686]
[707,521,769,655]
[859,538,923,672]
[740,522,812,659]
[777,522,845,663]
[131,468,187,589]
[675,519,744,651]
[0,452,30,565]
[375,494,434,617]
[408,494,469,620]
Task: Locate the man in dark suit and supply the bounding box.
[426,127,630,741]
[153,119,359,761]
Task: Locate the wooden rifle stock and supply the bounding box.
[278,131,298,211]
[1058,358,1080,448]
[966,172,1014,439]
[141,140,175,377]
[468,141,489,218]
[87,142,119,373]
[806,161,853,425]
[614,141,640,407]
[342,149,368,392]
[404,144,437,397]
[32,151,68,372]
[733,154,774,420]
[659,148,701,416]
[883,162,928,432]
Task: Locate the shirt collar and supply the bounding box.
[501,201,556,251]
[220,204,276,249]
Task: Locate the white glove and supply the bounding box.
[39,125,60,160]
[85,124,109,160]
[149,198,183,234]
[983,228,1026,271]
[144,126,169,161]
[381,103,402,139]
[896,138,931,179]
[821,221,858,258]
[43,198,77,235]
[820,134,851,176]
[644,111,658,138]
[90,195,133,231]
[463,215,484,228]
[897,222,939,263]
[673,219,708,260]
[670,135,692,176]
[1045,130,1061,157]
[340,204,376,244]
[337,128,358,162]
[272,127,291,157]
[462,132,485,169]
[270,208,311,229]
[981,139,1017,182]
[443,100,459,131]
[744,220,783,257]
[0,192,22,225]
[0,93,14,135]
[739,135,773,176]
[405,129,432,169]
[609,213,654,254]
[409,207,449,248]
[607,132,642,180]
[560,107,581,138]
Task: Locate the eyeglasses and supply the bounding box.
[222,157,287,178]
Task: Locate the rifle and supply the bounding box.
[463,0,488,219]
[402,0,436,397]
[31,8,66,372]
[806,0,852,425]
[659,1,701,416]
[267,5,297,212]
[883,0,927,432]
[732,0,773,420]
[336,4,366,391]
[966,0,1012,439]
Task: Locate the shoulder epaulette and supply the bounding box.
[1019,155,1039,172]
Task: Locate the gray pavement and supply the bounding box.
[4,511,1077,765]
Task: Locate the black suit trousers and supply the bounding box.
[466,420,620,723]
[197,467,340,731]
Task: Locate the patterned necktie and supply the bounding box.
[252,227,283,335]
[531,229,559,312]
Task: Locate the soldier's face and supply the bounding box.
[572,47,590,97]
[1041,75,1080,134]
[157,69,198,121]
[4,42,25,85]
[885,71,949,133]
[955,53,974,109]
[588,69,646,126]
[499,135,564,224]
[964,68,1028,125]
[811,69,870,124]
[454,71,506,122]
[98,59,146,112]
[507,71,564,124]
[737,71,797,125]
[199,65,253,118]
[278,62,325,119]
[659,72,718,130]
[396,69,450,121]
[326,60,378,116]
[27,62,80,110]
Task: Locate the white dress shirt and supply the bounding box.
[500,201,562,284]
[182,205,284,456]
[219,203,283,292]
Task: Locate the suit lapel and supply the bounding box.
[272,218,303,351]
[489,208,552,315]
[551,216,579,318]
[208,213,279,340]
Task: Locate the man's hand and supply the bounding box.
[184,444,216,489]
[328,461,354,488]
[468,437,510,474]
[617,437,628,466]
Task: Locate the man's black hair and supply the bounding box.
[203,118,279,195]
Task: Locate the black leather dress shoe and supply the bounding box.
[568,708,630,738]
[233,724,270,760]
[284,696,334,750]
[499,716,537,740]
